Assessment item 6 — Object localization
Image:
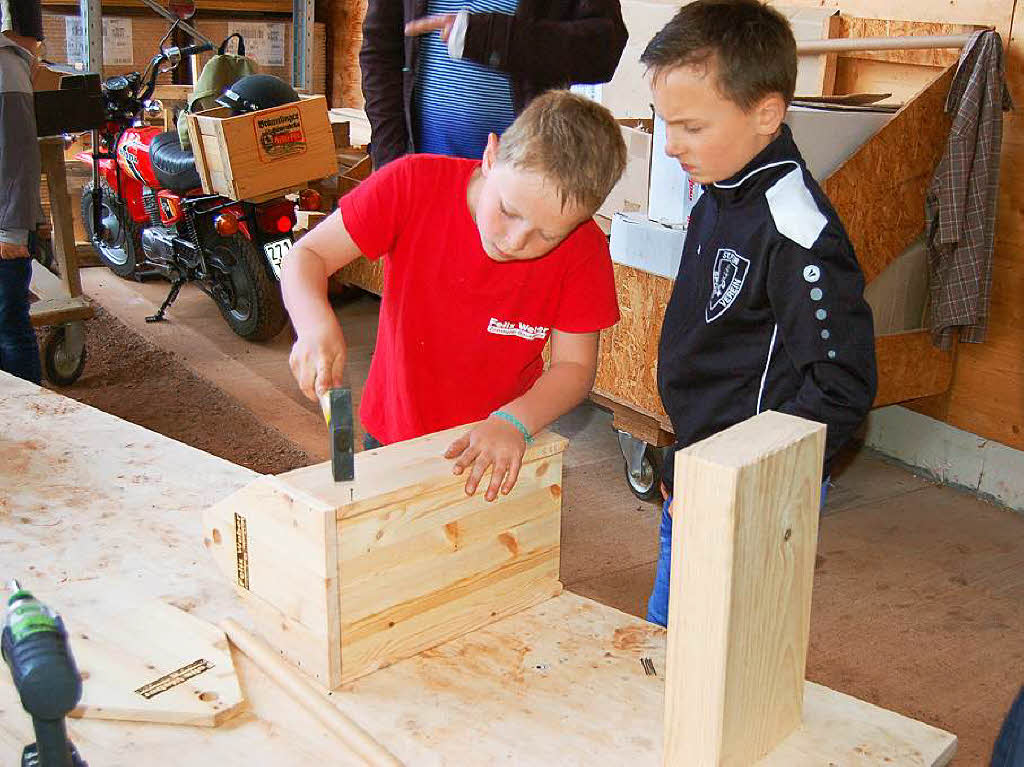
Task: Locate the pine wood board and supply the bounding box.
[45,585,245,727]
[0,373,955,764]
[275,425,567,520]
[666,412,826,764]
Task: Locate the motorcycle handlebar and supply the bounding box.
[178,43,214,57]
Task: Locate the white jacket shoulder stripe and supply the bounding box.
[765,167,827,250]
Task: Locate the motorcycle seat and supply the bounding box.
[149,131,203,193]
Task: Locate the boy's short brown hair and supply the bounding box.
[497,90,627,215]
[641,0,797,110]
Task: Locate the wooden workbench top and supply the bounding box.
[0,372,955,765]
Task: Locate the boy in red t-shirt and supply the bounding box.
[283,90,626,501]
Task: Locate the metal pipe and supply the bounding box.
[797,32,977,55]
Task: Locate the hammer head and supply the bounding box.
[324,388,354,482]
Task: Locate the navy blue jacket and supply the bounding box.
[659,124,877,490]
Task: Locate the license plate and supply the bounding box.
[263,237,292,279]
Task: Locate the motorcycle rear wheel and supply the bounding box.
[81,181,143,279]
[208,234,287,341]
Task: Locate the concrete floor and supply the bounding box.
[80,266,1024,764]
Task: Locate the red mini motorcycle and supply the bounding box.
[78,42,305,341]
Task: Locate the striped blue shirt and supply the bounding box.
[415,0,518,159]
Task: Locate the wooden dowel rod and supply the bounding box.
[221,619,403,767]
[797,32,977,55]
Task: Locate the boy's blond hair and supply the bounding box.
[496,90,627,215]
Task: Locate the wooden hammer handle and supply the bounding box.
[221,619,403,767]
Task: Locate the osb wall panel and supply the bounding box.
[592,263,674,420]
[906,2,1024,450]
[778,0,1024,451]
[873,331,955,407]
[822,66,953,284]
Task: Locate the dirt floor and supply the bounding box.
[37,307,315,475]
[37,291,1024,766]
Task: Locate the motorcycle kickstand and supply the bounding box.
[146,277,186,323]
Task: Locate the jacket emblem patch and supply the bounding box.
[706,248,750,323]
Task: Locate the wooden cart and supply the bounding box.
[30,137,95,386]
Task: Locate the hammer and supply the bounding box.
[318,388,354,482]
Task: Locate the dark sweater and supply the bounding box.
[359,0,627,168]
[659,124,877,491]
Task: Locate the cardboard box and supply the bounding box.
[648,115,704,227]
[609,212,687,279]
[597,119,653,219]
[785,105,893,180]
[201,425,567,687]
[187,96,338,201]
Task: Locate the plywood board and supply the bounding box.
[0,373,956,765]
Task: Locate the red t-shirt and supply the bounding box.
[339,154,620,444]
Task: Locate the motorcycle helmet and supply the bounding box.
[216,74,300,115]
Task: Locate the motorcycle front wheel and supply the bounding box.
[81,181,143,279]
[208,234,287,342]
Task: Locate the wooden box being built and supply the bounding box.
[186,96,338,202]
[202,425,566,688]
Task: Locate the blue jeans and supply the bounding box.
[646,479,829,627]
[0,257,41,385]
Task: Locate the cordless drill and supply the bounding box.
[2,580,87,767]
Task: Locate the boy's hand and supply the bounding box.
[405,14,456,42]
[445,416,527,502]
[288,324,347,401]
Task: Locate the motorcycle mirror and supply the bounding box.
[167,0,196,20]
[158,49,182,73]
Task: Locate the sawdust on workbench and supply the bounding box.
[36,307,313,474]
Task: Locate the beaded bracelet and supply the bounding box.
[490,410,534,444]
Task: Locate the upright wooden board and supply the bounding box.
[666,411,827,765]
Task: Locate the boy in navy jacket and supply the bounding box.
[645,0,877,626]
